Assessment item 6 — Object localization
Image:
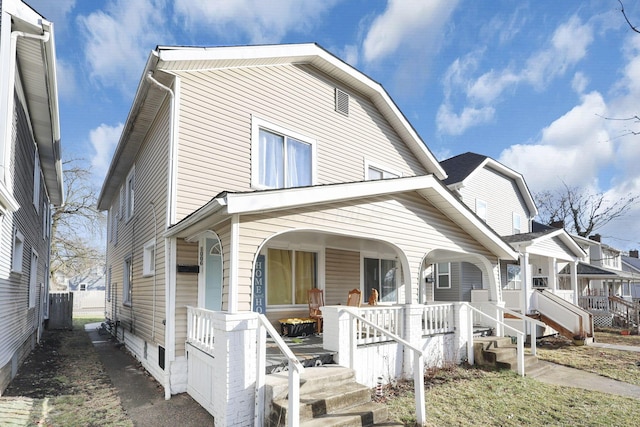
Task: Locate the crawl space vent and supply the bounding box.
[335,88,349,116]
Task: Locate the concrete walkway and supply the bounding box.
[85,323,214,426]
[527,341,640,400]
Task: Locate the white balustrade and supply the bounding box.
[355,306,403,345]
[422,304,454,335]
[187,306,216,354]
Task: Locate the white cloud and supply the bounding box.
[173,0,339,44]
[439,15,594,135]
[362,0,459,63]
[78,0,168,95]
[436,104,494,136]
[571,72,588,94]
[27,0,76,26]
[55,58,77,100]
[90,123,124,184]
[499,91,611,192]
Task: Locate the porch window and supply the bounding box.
[267,248,317,306]
[533,277,548,288]
[252,117,315,190]
[364,257,397,302]
[505,264,521,290]
[123,256,133,305]
[435,263,450,289]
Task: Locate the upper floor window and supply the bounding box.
[125,167,135,221]
[123,256,133,305]
[475,199,487,222]
[512,213,522,234]
[29,250,38,308]
[365,160,401,181]
[436,262,450,289]
[12,228,25,273]
[252,116,316,190]
[143,240,155,276]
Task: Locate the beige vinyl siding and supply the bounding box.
[233,192,497,312]
[459,166,530,236]
[530,236,576,261]
[174,64,428,221]
[174,239,198,355]
[0,92,51,392]
[325,248,360,305]
[104,100,171,348]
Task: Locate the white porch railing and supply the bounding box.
[255,314,304,427]
[422,303,455,335]
[356,306,403,345]
[187,306,216,354]
[341,307,426,426]
[497,306,546,356]
[578,295,609,312]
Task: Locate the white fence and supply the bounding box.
[187,306,216,354]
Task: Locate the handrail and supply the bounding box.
[497,305,545,356]
[462,303,526,376]
[340,307,426,426]
[538,289,592,338]
[255,314,304,427]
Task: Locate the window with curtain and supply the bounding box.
[258,128,312,189]
[267,248,317,306]
[505,264,521,290]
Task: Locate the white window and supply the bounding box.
[505,264,521,290]
[123,256,133,305]
[436,263,451,289]
[476,199,487,222]
[364,257,397,303]
[143,240,155,276]
[29,250,38,308]
[267,248,317,306]
[513,213,522,234]
[107,266,112,302]
[110,206,119,245]
[33,151,40,211]
[12,229,24,273]
[251,117,316,190]
[364,160,401,181]
[125,168,135,221]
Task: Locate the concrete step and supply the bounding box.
[266,366,397,427]
[496,354,539,371]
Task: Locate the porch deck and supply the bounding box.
[266,334,334,373]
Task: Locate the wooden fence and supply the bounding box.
[49,292,73,329]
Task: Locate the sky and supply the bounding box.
[26,0,640,251]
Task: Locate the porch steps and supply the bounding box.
[264,365,402,427]
[473,337,540,373]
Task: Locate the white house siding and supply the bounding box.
[325,248,360,305]
[104,100,171,351]
[175,239,198,355]
[0,93,50,394]
[459,166,530,236]
[529,236,575,261]
[173,64,428,222]
[233,192,498,315]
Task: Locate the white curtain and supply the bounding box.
[259,129,283,188]
[286,138,312,187]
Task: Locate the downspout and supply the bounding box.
[145,71,176,400]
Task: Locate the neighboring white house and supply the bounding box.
[0,0,62,394]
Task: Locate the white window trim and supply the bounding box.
[360,251,399,305]
[476,199,487,222]
[29,249,38,308]
[33,151,40,212]
[125,167,135,222]
[251,115,317,190]
[123,256,133,306]
[142,239,155,277]
[11,228,25,274]
[512,212,522,234]
[107,266,112,302]
[436,262,451,289]
[364,159,402,181]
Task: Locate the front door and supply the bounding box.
[203,237,223,310]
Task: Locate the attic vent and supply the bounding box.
[335,88,349,116]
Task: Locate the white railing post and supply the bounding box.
[530,323,537,356]
[414,354,426,426]
[466,304,474,366]
[516,334,524,377]
[254,322,266,427]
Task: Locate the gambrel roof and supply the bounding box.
[440,152,537,218]
[98,43,446,210]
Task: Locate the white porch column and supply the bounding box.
[547,257,557,293]
[212,311,259,426]
[570,261,578,305]
[521,252,531,314]
[402,305,424,375]
[322,306,351,367]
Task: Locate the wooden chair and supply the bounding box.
[308,288,324,334]
[346,288,362,307]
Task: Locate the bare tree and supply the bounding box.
[534,183,639,237]
[50,159,106,290]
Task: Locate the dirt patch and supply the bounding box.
[2,319,132,426]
